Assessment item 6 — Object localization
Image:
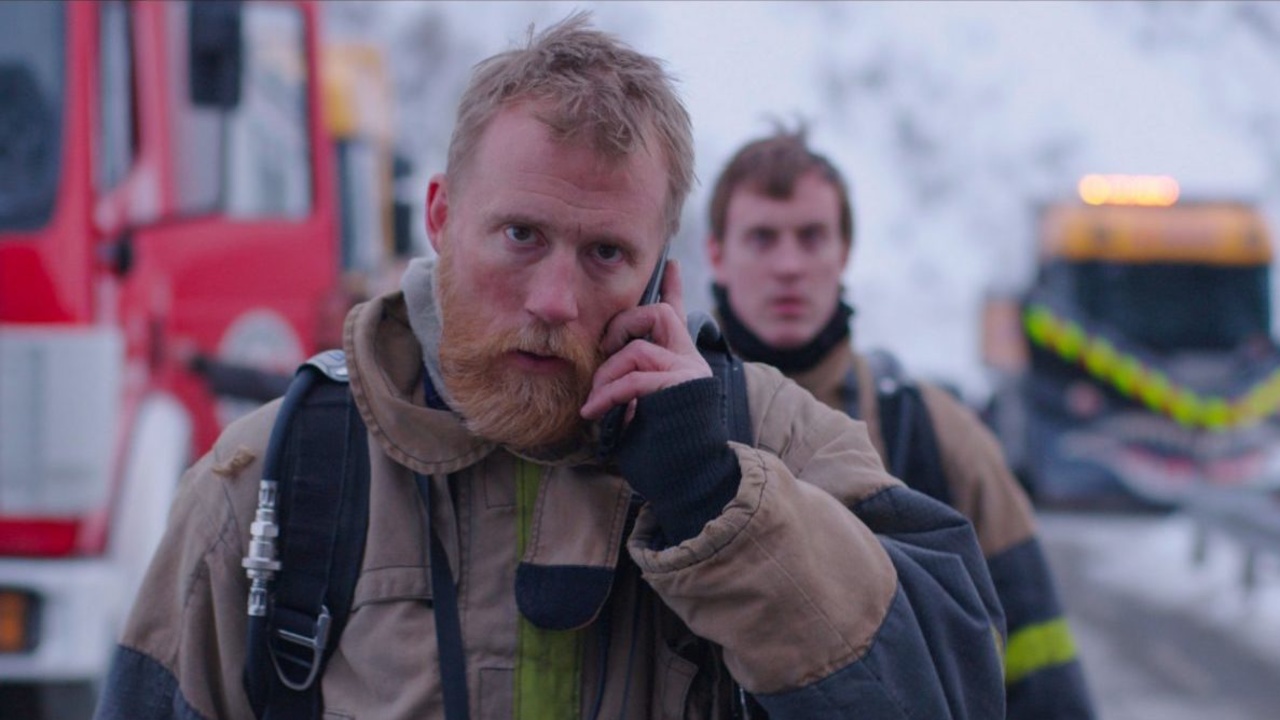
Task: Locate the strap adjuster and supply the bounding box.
[269,605,332,691]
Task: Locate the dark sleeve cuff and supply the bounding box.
[617,377,741,544]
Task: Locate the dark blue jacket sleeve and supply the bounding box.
[991,538,1096,720]
[93,645,209,720]
[754,485,1007,719]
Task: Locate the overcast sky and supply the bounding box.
[342,1,1280,396]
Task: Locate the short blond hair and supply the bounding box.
[446,11,694,238]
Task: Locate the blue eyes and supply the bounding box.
[504,225,536,244]
[594,244,623,263]
[502,225,625,266]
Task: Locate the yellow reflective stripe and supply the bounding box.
[1083,338,1116,376]
[1023,305,1280,429]
[1138,371,1171,412]
[1203,398,1230,431]
[514,460,583,720]
[1113,356,1143,397]
[1025,307,1055,346]
[1004,618,1078,686]
[1059,323,1086,361]
[1168,389,1198,426]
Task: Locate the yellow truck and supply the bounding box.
[982,175,1280,507]
[322,42,415,329]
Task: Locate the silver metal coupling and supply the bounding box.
[242,478,282,617]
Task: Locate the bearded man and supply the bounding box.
[97,14,1006,720]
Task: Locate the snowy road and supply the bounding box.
[1040,511,1280,720]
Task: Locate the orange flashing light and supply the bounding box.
[0,591,31,653]
[1078,174,1179,207]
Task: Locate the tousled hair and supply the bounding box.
[708,125,855,246]
[446,11,694,238]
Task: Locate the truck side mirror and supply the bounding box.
[189,1,244,109]
[98,229,135,277]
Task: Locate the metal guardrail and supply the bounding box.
[1181,486,1280,593]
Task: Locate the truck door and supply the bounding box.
[117,0,337,454]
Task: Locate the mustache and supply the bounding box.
[497,324,600,368]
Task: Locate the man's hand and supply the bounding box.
[580,259,712,422]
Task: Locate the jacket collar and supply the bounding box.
[789,338,857,412]
[345,291,497,475]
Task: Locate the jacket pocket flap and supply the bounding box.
[352,565,432,609]
[653,639,698,719]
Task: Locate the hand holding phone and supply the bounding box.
[596,243,670,457]
[584,252,733,542]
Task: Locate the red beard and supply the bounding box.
[436,248,603,452]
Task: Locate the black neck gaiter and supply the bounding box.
[712,284,854,373]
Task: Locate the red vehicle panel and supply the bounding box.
[0,0,341,704]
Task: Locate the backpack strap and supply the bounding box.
[413,473,471,720]
[845,354,888,460]
[244,350,370,720]
[845,349,952,506]
[689,312,763,718]
[689,311,753,445]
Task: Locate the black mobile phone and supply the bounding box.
[637,242,670,306]
[597,243,670,458]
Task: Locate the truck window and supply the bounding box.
[224,3,312,218]
[98,0,136,191]
[166,1,312,219]
[1074,262,1271,353]
[0,1,65,231]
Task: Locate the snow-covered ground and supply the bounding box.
[1040,511,1280,719]
[1072,511,1280,669]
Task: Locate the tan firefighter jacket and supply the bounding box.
[95,293,1007,720]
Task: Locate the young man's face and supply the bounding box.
[426,103,670,450]
[709,172,850,350]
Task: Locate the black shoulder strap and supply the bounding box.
[690,311,753,445]
[244,350,370,720]
[414,473,471,720]
[849,349,952,506]
[689,312,762,719]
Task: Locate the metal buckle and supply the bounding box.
[269,605,332,691]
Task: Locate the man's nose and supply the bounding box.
[773,237,807,275]
[524,252,580,325]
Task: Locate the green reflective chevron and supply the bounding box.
[1023,304,1280,430]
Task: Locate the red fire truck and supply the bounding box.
[0,0,339,711]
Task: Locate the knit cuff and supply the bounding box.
[617,377,741,544]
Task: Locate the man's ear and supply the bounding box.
[706,234,728,284]
[425,173,449,254]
